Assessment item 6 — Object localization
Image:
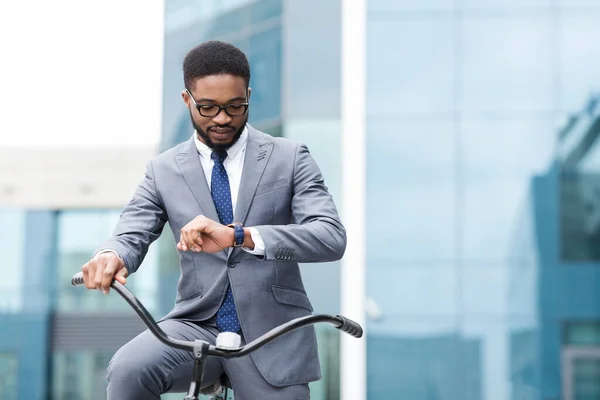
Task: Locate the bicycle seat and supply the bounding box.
[200,373,231,397]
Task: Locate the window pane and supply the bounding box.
[368,318,469,400]
[558,14,600,114]
[367,17,456,115]
[248,27,282,124]
[0,209,25,313]
[367,117,457,261]
[284,0,341,118]
[0,353,18,400]
[460,117,556,260]
[558,100,600,261]
[460,16,553,113]
[367,266,459,318]
[461,265,508,317]
[57,211,159,313]
[461,0,551,9]
[368,0,455,12]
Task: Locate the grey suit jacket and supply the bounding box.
[97,125,346,387]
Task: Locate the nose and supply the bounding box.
[212,109,232,126]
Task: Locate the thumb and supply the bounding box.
[115,267,128,285]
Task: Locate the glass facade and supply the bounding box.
[2,1,599,399]
[367,1,600,400]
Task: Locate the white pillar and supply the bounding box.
[340,0,366,399]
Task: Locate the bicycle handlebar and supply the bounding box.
[70,272,363,357]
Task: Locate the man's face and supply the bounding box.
[183,74,251,152]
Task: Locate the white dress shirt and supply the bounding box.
[193,126,265,255]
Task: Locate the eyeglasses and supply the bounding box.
[185,89,249,118]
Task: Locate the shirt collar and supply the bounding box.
[193,125,248,160]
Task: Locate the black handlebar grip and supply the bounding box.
[336,315,363,338]
[71,272,85,286]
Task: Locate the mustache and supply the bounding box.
[208,125,234,130]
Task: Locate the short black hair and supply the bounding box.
[183,40,251,90]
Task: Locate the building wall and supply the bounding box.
[365,1,600,399]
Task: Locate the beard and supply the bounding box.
[189,110,248,153]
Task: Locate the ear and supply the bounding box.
[247,87,252,100]
[181,90,189,104]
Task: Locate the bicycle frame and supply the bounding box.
[70,272,363,400]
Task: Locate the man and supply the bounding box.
[80,40,346,400]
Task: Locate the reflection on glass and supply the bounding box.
[367,319,476,399]
[460,15,553,113]
[368,0,455,11]
[367,18,455,115]
[0,209,25,313]
[56,211,159,313]
[367,117,456,261]
[558,96,600,261]
[460,117,555,260]
[52,351,113,400]
[0,354,17,400]
[558,15,600,113]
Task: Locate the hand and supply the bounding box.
[177,215,234,253]
[81,252,128,295]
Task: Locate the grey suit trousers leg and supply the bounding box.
[106,319,223,400]
[106,319,310,400]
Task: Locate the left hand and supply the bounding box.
[177,215,233,253]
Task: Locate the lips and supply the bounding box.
[210,127,233,135]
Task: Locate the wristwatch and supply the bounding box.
[227,222,245,247]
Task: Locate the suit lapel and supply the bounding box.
[175,137,220,222]
[234,126,273,224]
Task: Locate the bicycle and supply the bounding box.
[70,272,363,400]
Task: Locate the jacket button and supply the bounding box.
[227,260,237,268]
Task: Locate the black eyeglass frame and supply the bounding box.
[185,89,249,118]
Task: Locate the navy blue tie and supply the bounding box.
[211,150,241,333]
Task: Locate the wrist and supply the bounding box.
[227,223,245,247]
[243,228,255,250]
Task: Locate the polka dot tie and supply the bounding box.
[211,150,241,333]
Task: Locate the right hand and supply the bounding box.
[81,252,128,295]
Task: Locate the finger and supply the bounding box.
[179,229,188,251]
[94,260,105,289]
[85,260,98,289]
[195,230,203,247]
[82,262,92,288]
[176,241,183,251]
[182,228,197,252]
[101,258,120,294]
[115,268,128,285]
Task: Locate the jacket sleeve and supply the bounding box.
[253,143,347,263]
[95,160,168,274]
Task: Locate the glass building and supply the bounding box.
[163,0,600,399]
[2,0,600,399]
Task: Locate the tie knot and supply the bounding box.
[211,150,227,164]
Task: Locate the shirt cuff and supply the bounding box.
[92,249,123,261]
[242,227,265,256]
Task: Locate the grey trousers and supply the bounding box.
[106,319,310,400]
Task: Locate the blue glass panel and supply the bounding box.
[248,27,282,123]
[367,117,457,261]
[368,0,455,11]
[460,117,556,260]
[367,16,455,115]
[557,14,600,113]
[460,15,553,113]
[367,318,468,400]
[367,266,459,318]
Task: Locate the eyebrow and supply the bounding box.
[196,96,247,104]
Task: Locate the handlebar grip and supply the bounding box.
[71,272,85,286]
[336,315,363,338]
